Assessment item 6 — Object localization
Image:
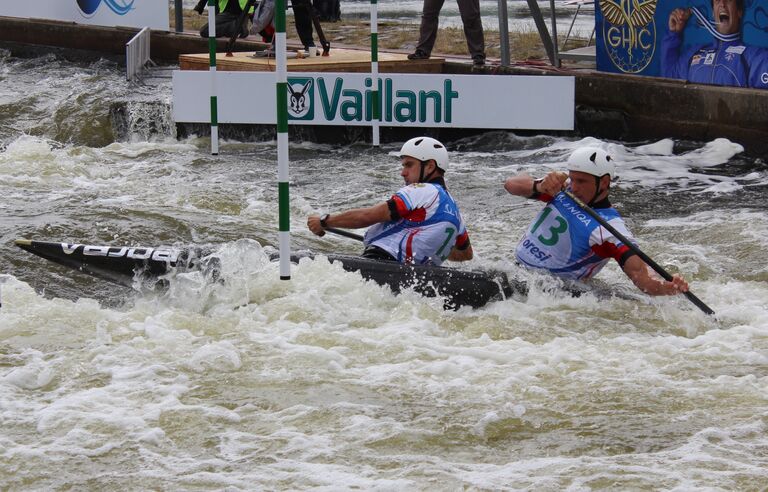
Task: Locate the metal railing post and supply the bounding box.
[174,0,184,32]
[497,0,510,66]
[126,27,151,81]
[526,0,556,65]
[550,0,561,67]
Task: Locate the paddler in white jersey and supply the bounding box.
[504,146,690,296]
[307,137,473,265]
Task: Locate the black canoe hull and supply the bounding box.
[14,239,524,309]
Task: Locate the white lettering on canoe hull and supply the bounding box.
[60,243,179,263]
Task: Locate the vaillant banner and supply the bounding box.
[595,0,768,90]
[0,0,169,31]
[172,71,576,130]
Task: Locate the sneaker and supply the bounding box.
[407,50,430,60]
[472,56,485,67]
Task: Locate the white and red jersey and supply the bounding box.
[515,191,636,280]
[364,180,470,266]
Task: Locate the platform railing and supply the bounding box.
[126,27,153,81]
[497,0,595,67]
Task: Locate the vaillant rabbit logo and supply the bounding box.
[77,0,135,17]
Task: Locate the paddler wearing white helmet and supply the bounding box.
[504,146,689,296]
[308,137,473,265]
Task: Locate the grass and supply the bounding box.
[170,8,589,62]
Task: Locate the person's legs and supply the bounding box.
[291,0,316,48]
[199,12,243,38]
[456,0,485,62]
[413,0,446,57]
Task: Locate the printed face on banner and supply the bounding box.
[595,0,768,90]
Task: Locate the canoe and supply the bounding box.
[14,239,525,309]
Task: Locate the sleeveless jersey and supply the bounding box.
[515,191,635,280]
[364,182,469,266]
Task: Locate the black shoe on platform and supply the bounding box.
[407,50,430,60]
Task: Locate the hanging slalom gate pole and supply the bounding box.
[207,0,219,154]
[370,0,380,146]
[275,0,291,280]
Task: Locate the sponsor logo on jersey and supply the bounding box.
[556,194,592,226]
[521,238,552,262]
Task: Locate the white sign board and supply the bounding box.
[173,71,575,130]
[0,0,169,31]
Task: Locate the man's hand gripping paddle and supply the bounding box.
[563,190,715,315]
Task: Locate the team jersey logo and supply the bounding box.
[77,0,135,17]
[600,0,657,73]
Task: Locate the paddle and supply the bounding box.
[325,227,364,242]
[563,190,715,315]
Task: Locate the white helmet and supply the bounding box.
[397,137,449,171]
[567,147,615,179]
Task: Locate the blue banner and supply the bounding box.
[595,0,768,89]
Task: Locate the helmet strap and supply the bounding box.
[588,175,608,206]
[418,160,436,183]
[587,176,603,206]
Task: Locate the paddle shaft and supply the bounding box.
[325,227,364,242]
[563,191,714,315]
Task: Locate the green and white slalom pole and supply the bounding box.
[275,0,291,280]
[207,0,219,154]
[370,0,380,146]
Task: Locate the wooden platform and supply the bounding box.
[179,48,444,73]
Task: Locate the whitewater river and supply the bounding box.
[1,51,767,489]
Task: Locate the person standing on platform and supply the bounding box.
[289,0,319,54]
[407,0,486,67]
[241,0,318,55]
[196,0,255,39]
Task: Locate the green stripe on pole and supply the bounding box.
[278,182,290,231]
[371,35,378,62]
[372,91,380,120]
[275,0,285,31]
[208,40,216,65]
[276,82,288,133]
[210,97,218,125]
